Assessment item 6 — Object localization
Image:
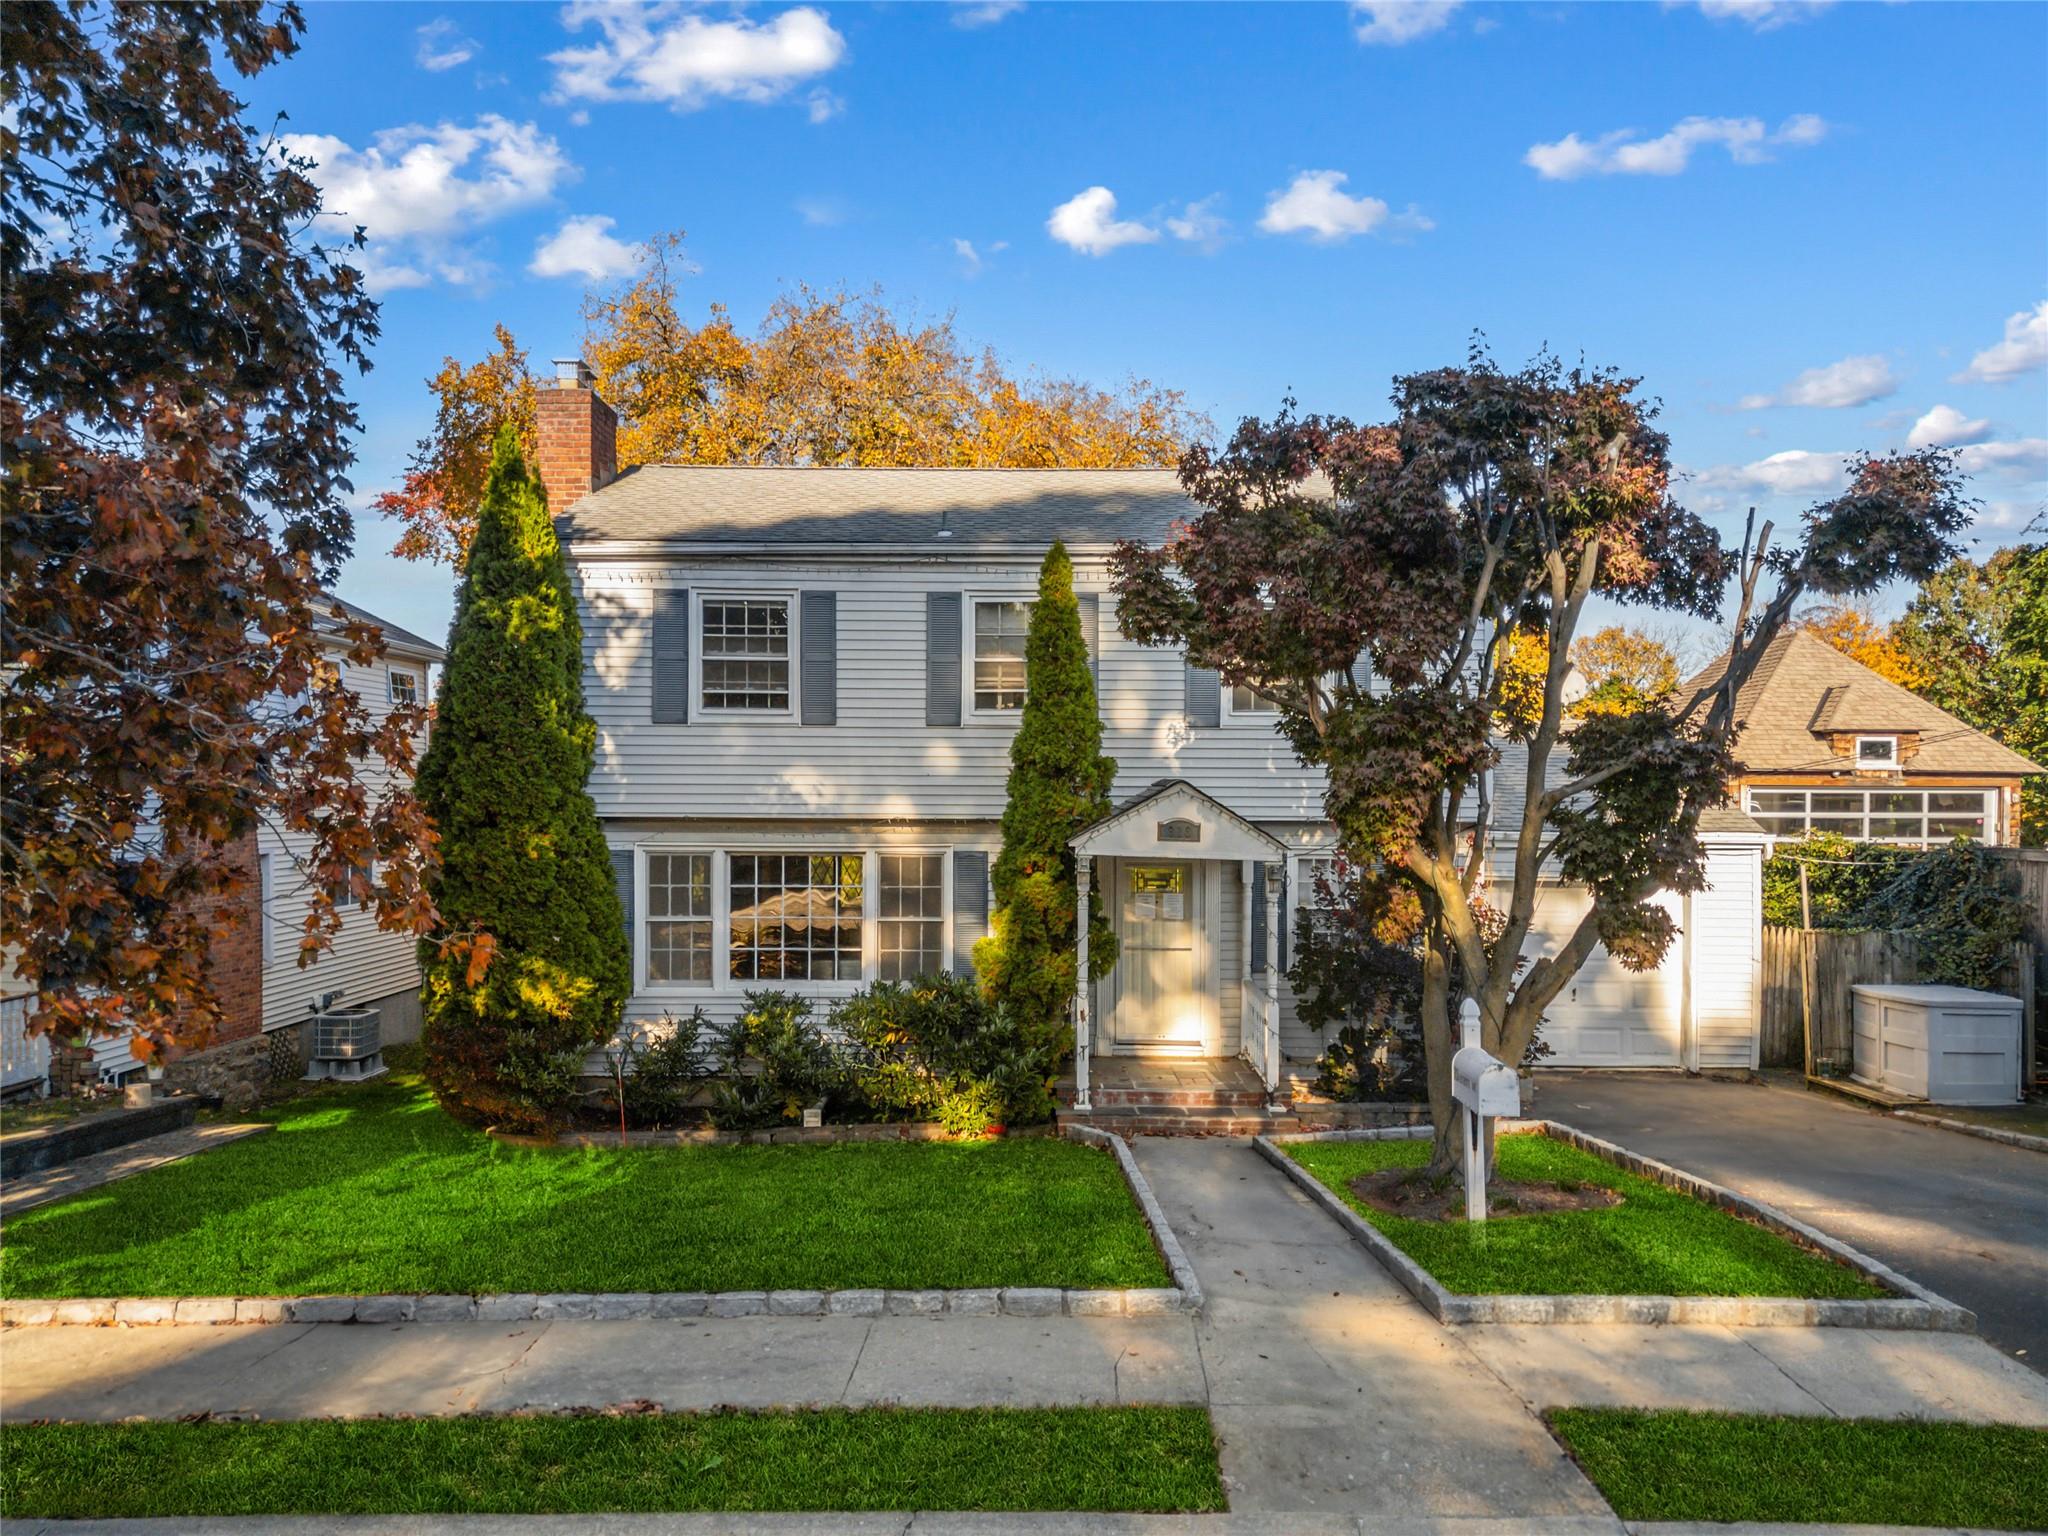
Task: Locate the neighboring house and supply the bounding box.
[538,359,1772,1090]
[1690,628,2041,847]
[6,597,443,1106]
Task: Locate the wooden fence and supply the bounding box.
[1760,928,2038,1078]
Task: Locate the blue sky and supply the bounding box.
[259,1,2048,648]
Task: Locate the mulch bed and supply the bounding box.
[1347,1167,1624,1223]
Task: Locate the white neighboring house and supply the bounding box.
[0,596,443,1102]
[534,359,1770,1093]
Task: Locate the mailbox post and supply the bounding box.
[1450,997,1520,1224]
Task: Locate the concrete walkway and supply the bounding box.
[1541,1071,2048,1368]
[0,1121,270,1219]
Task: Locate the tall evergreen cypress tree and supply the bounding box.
[416,429,628,1132]
[974,541,1118,1053]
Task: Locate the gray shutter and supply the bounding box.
[1185,658,1221,728]
[1250,863,1267,974]
[952,849,989,977]
[800,591,837,726]
[1077,592,1100,689]
[652,588,690,724]
[1278,866,1289,968]
[926,592,962,727]
[609,848,635,965]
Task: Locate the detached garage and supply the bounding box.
[1523,813,1768,1071]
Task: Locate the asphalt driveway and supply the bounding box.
[1537,1070,2048,1371]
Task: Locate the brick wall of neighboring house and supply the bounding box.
[534,360,616,515]
[158,828,272,1109]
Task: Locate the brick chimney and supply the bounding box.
[534,356,617,511]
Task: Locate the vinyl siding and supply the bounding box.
[256,647,435,1035]
[574,554,1330,823]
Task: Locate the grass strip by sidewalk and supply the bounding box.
[1548,1408,2048,1529]
[1284,1133,1883,1297]
[0,1406,1225,1518]
[0,1076,1168,1297]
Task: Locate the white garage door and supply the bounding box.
[1524,886,1683,1067]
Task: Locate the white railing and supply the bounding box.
[1,994,51,1094]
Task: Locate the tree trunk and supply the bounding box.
[1419,929,1459,1179]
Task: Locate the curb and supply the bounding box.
[0,1126,1201,1328]
[1891,1108,2048,1154]
[1255,1121,1974,1332]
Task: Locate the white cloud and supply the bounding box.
[1698,449,1851,497]
[805,89,843,124]
[1956,438,2048,480]
[550,3,846,111]
[1259,170,1423,243]
[1906,404,1993,450]
[1953,301,2048,384]
[568,108,591,127]
[529,214,642,280]
[1350,1,1461,45]
[1686,1,1835,31]
[795,196,848,227]
[952,0,1025,27]
[1165,195,1229,252]
[284,115,574,289]
[415,17,479,72]
[1525,113,1826,179]
[1046,186,1159,256]
[1737,354,1898,411]
[953,237,1007,276]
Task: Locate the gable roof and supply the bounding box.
[1071,778,1288,860]
[318,594,445,664]
[1685,628,2039,777]
[554,465,1198,549]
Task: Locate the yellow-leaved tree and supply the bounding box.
[385,232,1204,563]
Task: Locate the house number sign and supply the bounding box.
[1157,818,1201,844]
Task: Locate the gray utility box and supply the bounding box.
[1850,982,2022,1105]
[304,1008,386,1083]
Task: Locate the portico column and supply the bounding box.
[1262,858,1282,1108]
[1074,854,1092,1112]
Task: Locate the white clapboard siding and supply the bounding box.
[575,555,1330,824]
[257,647,435,1033]
[1691,842,1764,1070]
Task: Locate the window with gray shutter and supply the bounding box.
[951,849,988,977]
[799,591,837,725]
[926,593,962,726]
[1077,592,1100,689]
[1184,659,1221,728]
[652,588,690,724]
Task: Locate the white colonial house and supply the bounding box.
[535,360,1769,1109]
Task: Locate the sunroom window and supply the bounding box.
[1744,788,1989,845]
[972,600,1030,712]
[647,852,713,985]
[729,853,864,982]
[701,598,790,712]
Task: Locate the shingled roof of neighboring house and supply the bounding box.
[1685,628,2040,777]
[553,465,1201,548]
[317,594,445,663]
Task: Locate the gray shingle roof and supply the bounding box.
[554,465,1199,548]
[320,594,445,663]
[1685,628,2040,777]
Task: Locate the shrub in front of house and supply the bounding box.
[415,429,630,1135]
[602,1009,715,1129]
[833,974,1059,1134]
[708,991,848,1131]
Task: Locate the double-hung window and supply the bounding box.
[647,852,714,985]
[971,599,1031,714]
[729,853,865,982]
[700,597,791,713]
[1227,682,1280,718]
[877,853,945,980]
[388,669,419,708]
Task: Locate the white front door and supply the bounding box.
[1111,861,1206,1050]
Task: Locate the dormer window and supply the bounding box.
[1855,735,1898,767]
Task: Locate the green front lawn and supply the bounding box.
[0,1407,1225,1518]
[1284,1133,1884,1298]
[1549,1409,2048,1529]
[0,1076,1168,1297]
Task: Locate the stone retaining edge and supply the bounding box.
[1,1126,1200,1328]
[1060,1122,1203,1313]
[1891,1108,2048,1154]
[1254,1120,1975,1332]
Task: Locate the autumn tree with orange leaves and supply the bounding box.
[382,232,1205,564]
[1,2,449,1053]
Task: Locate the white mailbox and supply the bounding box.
[1453,1045,1521,1118]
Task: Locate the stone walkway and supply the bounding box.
[0,1121,270,1219]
